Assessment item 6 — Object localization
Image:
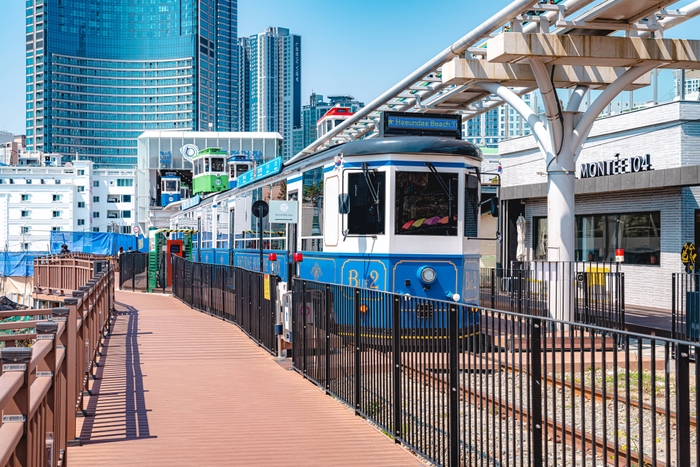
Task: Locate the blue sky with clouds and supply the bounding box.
[2,1,700,135]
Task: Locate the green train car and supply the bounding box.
[192,147,229,195]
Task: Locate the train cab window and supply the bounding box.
[395,171,457,236]
[464,173,480,237]
[163,180,178,192]
[211,157,225,173]
[347,171,385,235]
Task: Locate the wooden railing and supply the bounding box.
[34,254,113,293]
[1,256,114,467]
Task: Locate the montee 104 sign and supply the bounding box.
[579,153,653,179]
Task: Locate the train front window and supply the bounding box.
[164,180,178,192]
[395,171,457,236]
[211,158,225,173]
[347,171,385,235]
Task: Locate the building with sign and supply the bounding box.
[136,130,283,230]
[26,0,240,169]
[498,100,700,309]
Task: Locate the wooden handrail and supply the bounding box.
[0,254,115,467]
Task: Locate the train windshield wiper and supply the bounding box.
[362,162,380,205]
[425,162,453,202]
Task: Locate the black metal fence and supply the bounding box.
[672,272,700,342]
[293,278,698,467]
[480,261,625,330]
[172,256,280,354]
[118,251,148,291]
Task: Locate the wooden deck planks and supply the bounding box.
[67,291,424,467]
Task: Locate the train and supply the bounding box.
[169,111,485,340]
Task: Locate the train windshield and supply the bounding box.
[163,180,178,192]
[347,172,385,235]
[211,158,225,173]
[395,171,458,236]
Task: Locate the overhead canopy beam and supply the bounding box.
[442,58,651,89]
[487,33,700,68]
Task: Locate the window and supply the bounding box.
[301,168,324,250]
[21,210,29,218]
[93,181,99,187]
[534,212,661,265]
[346,171,385,235]
[465,173,480,237]
[92,227,99,232]
[122,194,131,203]
[26,179,32,184]
[93,212,99,218]
[77,170,84,176]
[211,157,224,172]
[121,226,131,234]
[52,194,61,201]
[77,219,85,226]
[22,243,29,251]
[117,178,133,187]
[77,201,85,208]
[122,210,131,219]
[394,171,458,236]
[20,226,29,234]
[21,194,29,201]
[164,180,178,192]
[576,212,660,265]
[93,196,99,203]
[52,210,60,218]
[52,226,60,231]
[77,186,85,192]
[55,179,60,184]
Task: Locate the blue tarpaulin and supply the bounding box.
[50,231,148,256]
[0,251,46,277]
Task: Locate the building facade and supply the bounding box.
[296,93,364,155]
[0,161,136,251]
[25,0,239,169]
[243,27,301,161]
[498,100,700,309]
[464,92,538,148]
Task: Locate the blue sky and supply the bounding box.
[1,1,700,135]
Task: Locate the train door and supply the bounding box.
[166,239,183,286]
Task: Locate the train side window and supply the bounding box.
[347,171,385,235]
[464,173,480,237]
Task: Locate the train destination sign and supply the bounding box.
[380,111,462,139]
[579,154,653,179]
[237,156,283,189]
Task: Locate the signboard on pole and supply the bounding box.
[269,200,298,223]
[132,224,141,235]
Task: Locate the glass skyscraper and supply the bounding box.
[25,0,238,169]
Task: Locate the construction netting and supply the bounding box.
[50,231,148,256]
[0,251,46,277]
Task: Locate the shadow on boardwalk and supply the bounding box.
[79,301,156,444]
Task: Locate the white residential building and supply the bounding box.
[0,161,136,252]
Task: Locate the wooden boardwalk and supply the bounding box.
[67,291,424,467]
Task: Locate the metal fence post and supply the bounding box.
[672,273,677,340]
[448,303,459,467]
[302,280,307,376]
[325,284,331,392]
[393,295,401,443]
[530,318,543,466]
[354,287,361,416]
[676,343,691,467]
[490,268,495,309]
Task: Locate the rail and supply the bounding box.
[0,256,114,467]
[293,278,698,467]
[34,254,113,293]
[171,256,280,354]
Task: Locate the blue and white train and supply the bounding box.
[169,112,484,337]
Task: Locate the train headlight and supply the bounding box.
[418,266,437,284]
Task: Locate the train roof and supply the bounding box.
[194,147,228,157]
[286,136,482,170]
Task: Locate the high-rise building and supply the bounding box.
[296,94,364,155]
[243,27,301,161]
[464,92,538,148]
[25,0,239,169]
